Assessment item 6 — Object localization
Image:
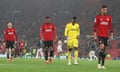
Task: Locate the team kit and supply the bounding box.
[3,5,113,69]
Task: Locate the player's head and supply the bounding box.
[45,16,51,24]
[101,5,108,15]
[72,16,77,22]
[21,39,24,41]
[72,16,77,25]
[7,21,13,28]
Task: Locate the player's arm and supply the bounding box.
[53,24,57,41]
[109,16,113,40]
[77,24,80,38]
[14,28,18,42]
[64,24,69,37]
[93,17,98,40]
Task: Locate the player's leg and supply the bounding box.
[73,39,79,64]
[43,41,49,64]
[101,51,106,69]
[68,48,72,65]
[49,49,54,63]
[6,48,10,59]
[11,48,15,61]
[20,48,24,58]
[98,50,102,69]
[10,41,15,61]
[19,48,22,58]
[101,37,108,69]
[97,37,104,69]
[6,41,10,61]
[40,48,44,59]
[44,47,48,63]
[49,41,54,64]
[90,55,92,61]
[98,51,102,64]
[67,39,72,65]
[74,47,78,64]
[59,47,63,56]
[35,49,40,58]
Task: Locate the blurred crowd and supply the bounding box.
[0,35,114,58]
[0,0,120,58]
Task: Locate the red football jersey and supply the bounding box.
[4,27,18,41]
[19,41,25,49]
[40,23,57,41]
[94,14,113,37]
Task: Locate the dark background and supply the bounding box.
[0,0,120,46]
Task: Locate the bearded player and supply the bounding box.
[94,5,113,69]
[40,17,57,64]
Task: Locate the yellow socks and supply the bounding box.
[74,50,78,63]
[68,51,71,63]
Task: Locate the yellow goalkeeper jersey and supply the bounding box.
[65,22,80,39]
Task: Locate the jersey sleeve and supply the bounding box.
[77,24,80,36]
[53,24,57,40]
[14,28,18,41]
[64,24,69,37]
[109,16,113,33]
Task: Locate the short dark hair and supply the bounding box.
[45,16,50,18]
[73,16,77,20]
[102,5,108,8]
[7,21,12,24]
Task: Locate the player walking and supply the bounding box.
[93,5,113,69]
[4,22,18,62]
[65,17,80,65]
[40,17,57,64]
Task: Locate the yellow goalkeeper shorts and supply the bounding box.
[67,38,78,48]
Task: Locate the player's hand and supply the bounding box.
[93,32,97,40]
[94,35,97,40]
[110,35,113,40]
[15,41,18,44]
[41,38,44,41]
[54,39,57,43]
[110,32,113,40]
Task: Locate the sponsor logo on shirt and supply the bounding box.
[45,29,52,32]
[100,21,109,25]
[70,28,78,31]
[8,32,14,35]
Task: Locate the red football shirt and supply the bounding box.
[19,41,25,49]
[94,14,113,37]
[4,27,18,41]
[40,23,57,41]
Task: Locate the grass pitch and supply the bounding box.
[0,58,119,72]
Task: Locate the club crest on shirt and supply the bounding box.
[106,18,110,21]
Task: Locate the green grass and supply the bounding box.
[0,58,119,72]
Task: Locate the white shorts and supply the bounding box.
[57,46,62,52]
[37,48,43,52]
